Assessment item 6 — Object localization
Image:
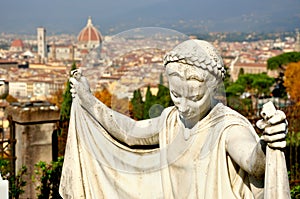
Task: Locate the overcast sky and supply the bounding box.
[1,0,299,34]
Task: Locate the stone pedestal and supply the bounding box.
[6,102,60,199]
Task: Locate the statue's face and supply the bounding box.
[167,62,212,128]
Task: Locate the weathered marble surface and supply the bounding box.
[60,39,290,199]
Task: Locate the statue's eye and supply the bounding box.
[188,95,202,102]
[171,91,180,98]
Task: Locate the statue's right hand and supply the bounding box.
[69,69,91,98]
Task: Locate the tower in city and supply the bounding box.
[37,27,47,63]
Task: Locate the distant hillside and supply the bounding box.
[0,0,299,34]
[103,0,300,34]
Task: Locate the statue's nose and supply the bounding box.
[178,101,189,116]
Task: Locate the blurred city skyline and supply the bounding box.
[0,0,299,35]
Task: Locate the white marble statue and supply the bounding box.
[59,39,290,199]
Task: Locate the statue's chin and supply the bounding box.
[179,114,198,129]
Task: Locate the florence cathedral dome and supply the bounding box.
[77,17,103,51]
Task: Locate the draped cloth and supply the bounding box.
[59,100,266,199]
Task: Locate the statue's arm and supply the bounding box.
[225,110,287,178]
[70,70,164,146]
[225,125,266,178]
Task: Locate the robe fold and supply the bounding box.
[59,100,265,199]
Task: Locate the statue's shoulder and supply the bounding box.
[161,106,177,118]
[218,103,246,117]
[227,107,256,135]
[213,103,252,126]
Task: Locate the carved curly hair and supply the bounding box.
[163,40,226,80]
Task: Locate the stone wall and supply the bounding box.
[6,101,60,199]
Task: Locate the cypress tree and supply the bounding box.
[58,62,76,156]
[131,89,144,120]
[60,62,76,120]
[143,85,154,119]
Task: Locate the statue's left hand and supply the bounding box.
[69,68,91,99]
[257,108,288,149]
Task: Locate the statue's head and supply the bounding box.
[163,40,226,127]
[164,39,225,89]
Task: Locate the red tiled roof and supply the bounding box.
[235,62,266,67]
[11,39,24,47]
[80,49,89,54]
[0,60,18,64]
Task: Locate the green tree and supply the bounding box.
[223,65,232,88]
[226,83,245,97]
[143,85,154,119]
[290,184,300,199]
[0,158,27,199]
[60,62,77,121]
[58,62,76,156]
[155,84,173,108]
[226,73,275,115]
[229,73,275,97]
[156,73,173,108]
[149,84,174,119]
[238,67,244,77]
[34,157,63,199]
[131,89,144,120]
[265,52,300,99]
[267,52,300,70]
[272,72,287,98]
[250,73,275,96]
[159,73,164,85]
[131,84,174,120]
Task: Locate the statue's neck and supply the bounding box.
[179,107,212,129]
